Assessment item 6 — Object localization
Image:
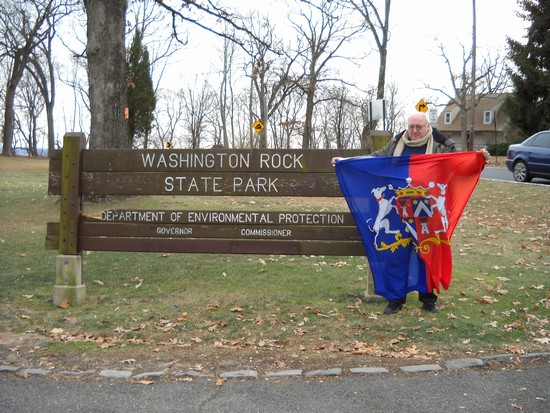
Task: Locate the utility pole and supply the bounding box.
[468,0,477,151]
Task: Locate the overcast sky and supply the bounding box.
[385,0,527,112]
[167,0,528,114]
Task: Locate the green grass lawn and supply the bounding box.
[0,156,548,372]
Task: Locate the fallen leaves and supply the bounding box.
[476,295,498,305]
[58,298,70,309]
[351,341,423,359]
[133,380,155,385]
[206,301,221,311]
[511,401,523,411]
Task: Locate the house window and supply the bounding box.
[444,112,451,124]
[483,111,493,124]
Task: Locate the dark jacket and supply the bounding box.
[371,127,457,157]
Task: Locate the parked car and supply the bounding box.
[506,131,550,182]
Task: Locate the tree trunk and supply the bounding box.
[302,83,316,149]
[84,0,129,148]
[2,85,17,156]
[1,54,26,157]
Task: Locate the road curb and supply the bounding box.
[1,352,548,382]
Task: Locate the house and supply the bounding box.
[436,93,521,150]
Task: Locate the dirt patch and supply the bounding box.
[1,331,545,379]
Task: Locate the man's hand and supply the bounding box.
[480,148,490,165]
[331,156,344,166]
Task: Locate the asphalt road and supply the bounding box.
[1,363,549,413]
[481,166,550,184]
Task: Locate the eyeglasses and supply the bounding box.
[407,124,427,130]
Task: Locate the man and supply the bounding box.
[332,112,490,315]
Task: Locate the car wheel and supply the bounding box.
[513,160,531,182]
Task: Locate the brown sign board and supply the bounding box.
[48,148,363,196]
[47,137,367,257]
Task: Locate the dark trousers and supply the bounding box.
[389,292,437,305]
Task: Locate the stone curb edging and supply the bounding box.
[1,352,548,382]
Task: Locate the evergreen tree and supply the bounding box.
[504,0,550,136]
[127,28,156,148]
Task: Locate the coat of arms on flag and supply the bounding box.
[370,179,449,254]
[335,152,485,300]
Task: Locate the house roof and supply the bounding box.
[437,93,511,132]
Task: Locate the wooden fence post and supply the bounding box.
[53,133,86,306]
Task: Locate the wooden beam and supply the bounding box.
[58,133,85,255]
[79,236,365,256]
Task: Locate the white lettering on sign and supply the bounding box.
[98,210,347,226]
[163,176,279,193]
[141,152,251,169]
[187,211,273,224]
[141,151,305,171]
[278,213,344,225]
[259,153,303,169]
[101,210,166,222]
[164,176,223,192]
[156,227,193,235]
[240,228,292,237]
[232,177,278,193]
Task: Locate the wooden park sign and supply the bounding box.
[46,132,371,305]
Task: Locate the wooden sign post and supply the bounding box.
[47,133,388,305]
[53,133,87,306]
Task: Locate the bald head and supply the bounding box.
[408,112,428,126]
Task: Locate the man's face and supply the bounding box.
[407,120,428,140]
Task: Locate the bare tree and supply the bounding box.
[25,4,69,156]
[382,81,406,133]
[127,0,180,93]
[155,0,272,54]
[152,89,185,149]
[56,7,88,138]
[59,54,89,137]
[14,71,45,156]
[245,13,303,149]
[217,29,238,148]
[181,80,216,149]
[270,93,304,149]
[290,0,363,148]
[317,85,354,149]
[427,43,510,150]
[233,91,255,148]
[0,0,57,156]
[347,0,391,101]
[332,0,392,148]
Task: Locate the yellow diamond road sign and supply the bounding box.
[252,120,264,133]
[416,99,428,113]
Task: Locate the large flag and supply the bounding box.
[335,152,485,300]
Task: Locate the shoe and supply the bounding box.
[384,302,403,315]
[422,303,440,313]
